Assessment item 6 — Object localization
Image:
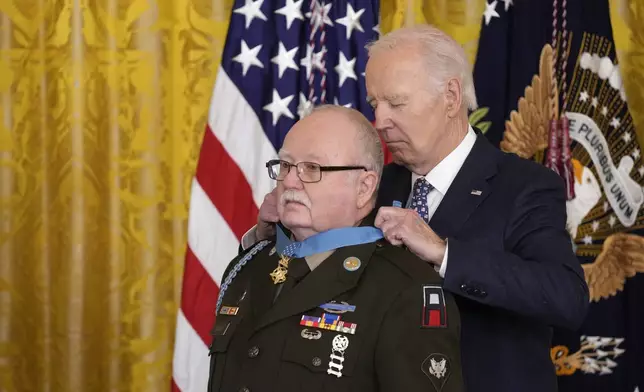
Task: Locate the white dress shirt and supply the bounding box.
[242,126,478,279]
[408,125,477,278]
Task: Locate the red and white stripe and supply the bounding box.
[171,67,277,392]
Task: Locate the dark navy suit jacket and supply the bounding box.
[375,131,590,392]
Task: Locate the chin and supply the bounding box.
[391,153,407,166]
[280,212,311,231]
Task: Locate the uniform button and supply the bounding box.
[460,284,470,294]
[479,289,488,297]
[312,357,322,367]
[238,387,250,392]
[247,346,260,358]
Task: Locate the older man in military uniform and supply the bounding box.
[207,105,463,392]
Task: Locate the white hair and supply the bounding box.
[366,25,478,111]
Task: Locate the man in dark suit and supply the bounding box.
[211,105,464,392]
[244,25,590,392]
[362,25,590,391]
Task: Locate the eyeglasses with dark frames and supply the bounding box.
[266,159,367,183]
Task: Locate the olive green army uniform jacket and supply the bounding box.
[207,236,464,392]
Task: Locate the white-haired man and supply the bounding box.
[245,26,590,392]
[363,25,589,392]
[210,105,464,392]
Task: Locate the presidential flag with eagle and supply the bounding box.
[472,0,644,391]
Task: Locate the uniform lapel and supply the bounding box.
[254,241,377,332]
[249,246,282,322]
[429,134,499,238]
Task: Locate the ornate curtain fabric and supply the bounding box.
[0,0,233,390]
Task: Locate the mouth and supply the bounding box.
[386,141,405,149]
[284,200,308,208]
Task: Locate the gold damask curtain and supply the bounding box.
[1,0,642,391]
[0,0,233,390]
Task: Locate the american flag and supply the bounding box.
[171,1,381,390]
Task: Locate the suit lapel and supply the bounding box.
[254,242,376,332]
[429,134,499,238]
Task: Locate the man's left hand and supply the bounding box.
[374,207,446,266]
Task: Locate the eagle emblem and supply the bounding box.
[501,37,644,304]
[429,357,447,379]
[421,353,451,391]
[551,336,625,376]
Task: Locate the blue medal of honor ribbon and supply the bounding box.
[275,224,384,258]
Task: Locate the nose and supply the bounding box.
[282,165,303,189]
[373,105,392,133]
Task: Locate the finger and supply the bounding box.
[375,206,407,227]
[265,195,277,208]
[378,219,400,234]
[381,222,405,246]
[383,229,404,246]
[261,214,279,223]
[258,207,279,222]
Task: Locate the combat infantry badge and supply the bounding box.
[421,353,451,392]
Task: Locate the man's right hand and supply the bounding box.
[256,188,279,241]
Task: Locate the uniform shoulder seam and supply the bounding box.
[374,245,442,284]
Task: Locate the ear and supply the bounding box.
[356,170,379,209]
[444,77,463,118]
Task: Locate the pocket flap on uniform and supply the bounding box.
[209,315,241,353]
[282,327,360,376]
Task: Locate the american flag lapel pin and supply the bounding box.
[470,190,482,196]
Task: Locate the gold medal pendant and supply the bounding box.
[269,254,291,284]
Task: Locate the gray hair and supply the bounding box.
[310,104,384,178]
[366,25,478,111]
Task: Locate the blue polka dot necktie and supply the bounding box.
[410,177,433,224]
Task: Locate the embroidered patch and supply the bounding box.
[421,285,447,328]
[421,353,451,391]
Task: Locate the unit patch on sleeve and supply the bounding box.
[421,285,447,328]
